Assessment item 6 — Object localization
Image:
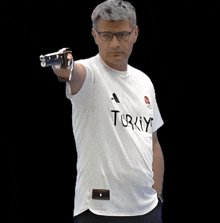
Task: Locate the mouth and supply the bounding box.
[109,52,123,56]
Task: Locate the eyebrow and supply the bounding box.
[98,30,130,33]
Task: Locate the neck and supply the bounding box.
[100,54,128,71]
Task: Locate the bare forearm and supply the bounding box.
[152,144,164,194]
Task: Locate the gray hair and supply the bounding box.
[91,0,137,29]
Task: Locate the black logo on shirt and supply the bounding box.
[111,110,153,133]
[110,93,153,133]
[111,93,120,103]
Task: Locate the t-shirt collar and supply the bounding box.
[97,54,129,76]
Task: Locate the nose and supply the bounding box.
[110,35,121,48]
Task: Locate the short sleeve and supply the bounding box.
[152,87,164,132]
[66,60,94,104]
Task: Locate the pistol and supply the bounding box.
[39,47,73,69]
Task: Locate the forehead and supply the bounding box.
[97,18,132,32]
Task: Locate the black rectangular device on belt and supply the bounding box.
[92,189,110,200]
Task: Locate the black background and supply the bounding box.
[2,0,219,222]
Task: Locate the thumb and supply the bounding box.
[67,53,73,60]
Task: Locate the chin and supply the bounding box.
[108,53,125,61]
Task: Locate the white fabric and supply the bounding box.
[66,54,164,217]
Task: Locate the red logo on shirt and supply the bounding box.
[144,96,150,104]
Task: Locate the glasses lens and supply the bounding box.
[117,32,129,41]
[100,33,112,41]
[99,31,130,41]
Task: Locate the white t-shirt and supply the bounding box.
[66,54,164,217]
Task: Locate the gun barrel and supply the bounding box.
[40,55,63,67]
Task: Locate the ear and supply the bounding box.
[92,28,98,45]
[133,26,139,43]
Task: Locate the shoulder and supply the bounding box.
[128,64,154,88]
[73,55,99,80]
[75,54,99,67]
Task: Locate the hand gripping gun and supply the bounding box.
[39,48,74,82]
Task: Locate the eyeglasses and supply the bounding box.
[95,28,135,42]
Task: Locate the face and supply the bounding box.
[92,18,139,71]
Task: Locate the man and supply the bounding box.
[53,0,164,222]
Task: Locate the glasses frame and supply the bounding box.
[95,27,135,42]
